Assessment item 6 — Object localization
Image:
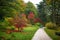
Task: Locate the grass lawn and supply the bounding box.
[44,28,60,40]
[0,26,39,40]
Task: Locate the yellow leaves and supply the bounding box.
[45,22,57,29]
[5,18,8,21]
[12,9,17,14]
[15,28,18,30]
[5,17,13,22]
[20,8,24,12]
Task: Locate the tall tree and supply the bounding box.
[37,1,47,24]
[15,0,26,13]
[0,0,26,20]
[25,1,38,17]
[0,0,17,20]
[37,0,60,26]
[45,0,60,25]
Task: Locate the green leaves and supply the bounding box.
[25,1,38,17]
[0,0,26,20]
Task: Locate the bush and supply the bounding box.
[34,23,41,27]
[55,27,60,36]
[45,22,57,29]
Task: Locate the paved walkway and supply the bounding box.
[32,28,52,40]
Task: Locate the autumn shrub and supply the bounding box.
[7,16,28,32]
[45,22,57,29]
[34,18,43,24]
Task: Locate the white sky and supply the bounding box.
[24,0,43,7]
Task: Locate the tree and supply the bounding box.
[37,1,47,24]
[51,0,60,25]
[21,13,28,24]
[15,0,26,13]
[8,14,28,32]
[25,1,38,17]
[37,0,60,26]
[28,12,35,24]
[0,0,26,20]
[28,12,35,19]
[0,0,17,20]
[45,0,60,25]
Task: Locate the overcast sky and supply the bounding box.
[24,0,43,7]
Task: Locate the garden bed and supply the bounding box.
[0,26,39,40]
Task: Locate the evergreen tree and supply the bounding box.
[45,0,60,25]
[37,1,47,23]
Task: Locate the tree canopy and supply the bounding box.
[25,1,38,17]
[0,0,26,20]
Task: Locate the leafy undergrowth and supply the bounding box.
[44,28,60,40]
[0,26,39,40]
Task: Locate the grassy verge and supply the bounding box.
[0,26,39,40]
[44,28,60,40]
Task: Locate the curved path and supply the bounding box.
[32,28,52,40]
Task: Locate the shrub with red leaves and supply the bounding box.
[8,16,27,32]
[34,18,43,24]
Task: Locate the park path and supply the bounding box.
[32,28,52,40]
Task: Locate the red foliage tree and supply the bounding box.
[8,16,27,32]
[27,12,35,24]
[28,12,35,19]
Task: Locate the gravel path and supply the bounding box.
[32,28,52,40]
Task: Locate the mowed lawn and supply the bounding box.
[0,26,39,40]
[45,28,60,40]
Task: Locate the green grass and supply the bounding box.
[0,26,39,40]
[44,28,60,40]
